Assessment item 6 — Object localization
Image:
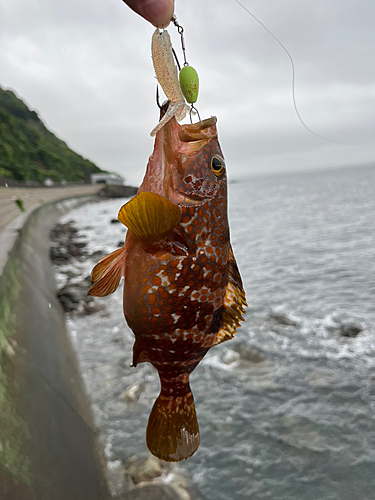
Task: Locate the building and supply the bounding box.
[90,173,124,186]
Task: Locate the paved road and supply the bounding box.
[0,185,101,234]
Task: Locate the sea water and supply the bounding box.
[57,164,375,500]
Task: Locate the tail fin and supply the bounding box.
[146,386,199,462]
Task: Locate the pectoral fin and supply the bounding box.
[118,191,181,246]
[214,246,247,346]
[88,245,126,297]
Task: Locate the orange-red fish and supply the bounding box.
[88,103,246,461]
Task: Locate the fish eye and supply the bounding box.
[210,156,225,176]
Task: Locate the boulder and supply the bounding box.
[49,221,88,263]
[120,453,201,500]
[269,312,300,328]
[57,281,91,312]
[121,380,146,402]
[127,483,187,500]
[125,455,164,485]
[339,323,363,338]
[90,250,106,260]
[234,343,265,364]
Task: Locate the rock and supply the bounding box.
[125,455,164,485]
[51,223,107,316]
[98,185,138,199]
[339,323,363,338]
[107,460,129,497]
[233,343,265,364]
[90,250,106,260]
[222,349,240,365]
[57,279,92,312]
[49,244,71,263]
[83,301,106,315]
[111,218,121,224]
[127,483,188,500]
[117,240,124,248]
[49,221,88,264]
[269,312,300,327]
[121,453,200,500]
[75,300,87,316]
[121,380,146,402]
[74,277,92,289]
[63,269,81,279]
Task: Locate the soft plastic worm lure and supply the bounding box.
[150,29,190,136]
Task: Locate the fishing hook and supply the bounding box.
[156,85,162,109]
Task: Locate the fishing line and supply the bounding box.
[233,0,375,146]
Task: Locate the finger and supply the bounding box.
[122,0,175,28]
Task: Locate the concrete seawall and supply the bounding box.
[0,193,110,499]
[0,184,101,234]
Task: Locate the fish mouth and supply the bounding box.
[179,117,217,142]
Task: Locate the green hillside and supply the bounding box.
[0,86,104,183]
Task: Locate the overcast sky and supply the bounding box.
[1,0,375,185]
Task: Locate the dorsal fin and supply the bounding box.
[214,246,247,346]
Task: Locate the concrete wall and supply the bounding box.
[0,197,110,499]
[0,184,100,234]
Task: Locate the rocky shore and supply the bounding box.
[50,221,106,316]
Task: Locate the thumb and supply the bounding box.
[122,0,175,28]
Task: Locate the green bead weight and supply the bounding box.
[179,65,199,104]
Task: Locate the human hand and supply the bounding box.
[122,0,175,28]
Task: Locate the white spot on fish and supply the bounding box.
[171,313,180,324]
[178,285,190,297]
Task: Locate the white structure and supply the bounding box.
[90,173,124,186]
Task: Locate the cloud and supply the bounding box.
[1,0,375,186]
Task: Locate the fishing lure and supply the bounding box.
[150,28,189,136]
[179,65,199,104]
[151,17,200,136]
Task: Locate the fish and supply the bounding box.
[88,102,247,462]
